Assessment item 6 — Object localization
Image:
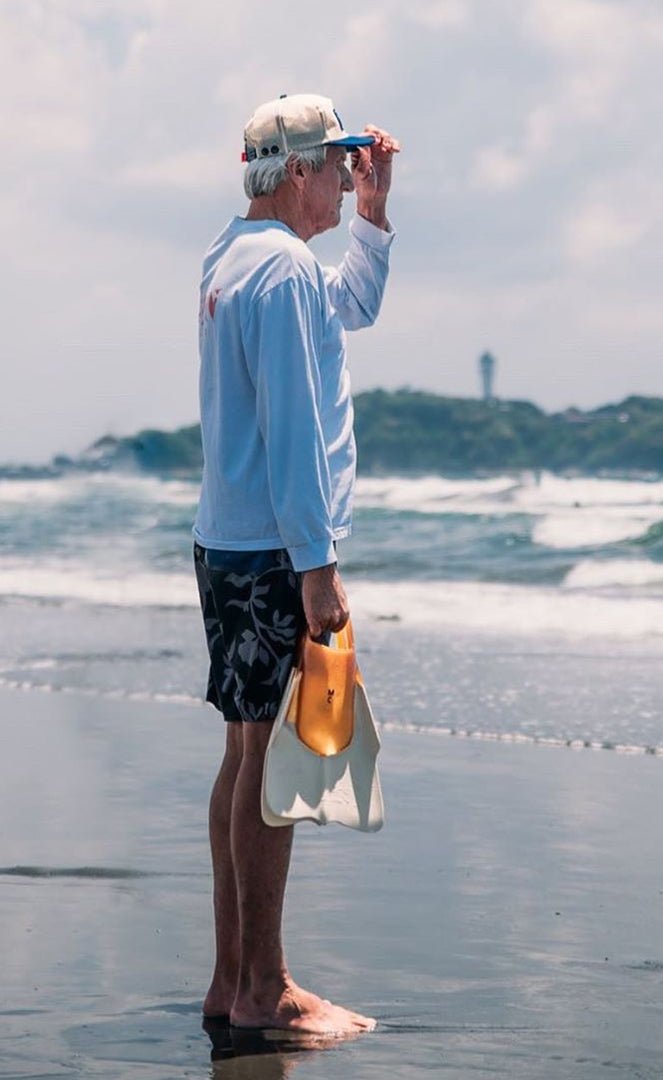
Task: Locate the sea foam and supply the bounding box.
[0,564,197,608]
[532,511,658,549]
[0,562,660,640]
[564,559,663,590]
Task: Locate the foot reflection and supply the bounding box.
[203,1016,354,1078]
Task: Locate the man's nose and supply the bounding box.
[341,164,354,192]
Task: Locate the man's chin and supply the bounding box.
[312,208,343,237]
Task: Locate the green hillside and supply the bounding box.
[58,390,663,476]
[353,390,663,473]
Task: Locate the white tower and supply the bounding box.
[479,351,496,402]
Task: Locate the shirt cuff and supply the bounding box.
[349,213,395,249]
[287,536,337,573]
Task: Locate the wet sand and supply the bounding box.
[2,686,663,1078]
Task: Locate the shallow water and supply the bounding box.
[2,688,663,1079]
[3,597,663,753]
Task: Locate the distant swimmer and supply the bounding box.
[192,93,399,1035]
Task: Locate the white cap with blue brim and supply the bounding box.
[243,93,375,163]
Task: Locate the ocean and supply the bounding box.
[4,466,663,1079]
[2,468,663,753]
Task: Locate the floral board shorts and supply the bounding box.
[193,543,306,722]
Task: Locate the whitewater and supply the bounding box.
[1,469,663,752]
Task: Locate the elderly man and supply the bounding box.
[193,93,398,1035]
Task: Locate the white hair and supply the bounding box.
[243,145,327,199]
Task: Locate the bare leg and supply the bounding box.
[203,723,243,1018]
[230,723,375,1035]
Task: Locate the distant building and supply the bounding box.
[479,351,496,402]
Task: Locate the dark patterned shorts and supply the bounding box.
[193,543,306,722]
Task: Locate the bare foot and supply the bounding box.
[231,980,376,1035]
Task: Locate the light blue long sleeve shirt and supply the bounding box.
[193,213,394,572]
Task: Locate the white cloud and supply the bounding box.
[564,201,648,265]
[470,144,529,192]
[470,1,663,194]
[0,6,97,162]
[407,0,469,29]
[524,0,663,120]
[119,148,226,192]
[323,11,393,98]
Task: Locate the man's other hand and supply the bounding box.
[352,125,400,230]
[301,563,349,638]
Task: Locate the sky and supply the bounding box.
[3,0,663,463]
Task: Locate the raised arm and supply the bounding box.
[324,126,400,329]
[352,125,400,232]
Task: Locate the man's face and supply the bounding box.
[303,147,354,236]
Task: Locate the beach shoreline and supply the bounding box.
[2,685,663,1077]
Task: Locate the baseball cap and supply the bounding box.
[243,93,375,162]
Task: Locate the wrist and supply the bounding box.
[303,561,337,578]
[356,199,388,231]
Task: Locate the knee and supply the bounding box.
[241,721,273,761]
[224,723,244,766]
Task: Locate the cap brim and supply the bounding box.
[326,134,376,147]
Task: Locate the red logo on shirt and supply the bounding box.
[208,288,221,319]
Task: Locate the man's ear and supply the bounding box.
[285,155,309,191]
